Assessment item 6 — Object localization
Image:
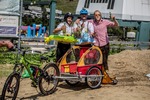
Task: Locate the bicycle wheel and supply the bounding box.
[39,63,60,95]
[86,66,103,89]
[1,72,20,100]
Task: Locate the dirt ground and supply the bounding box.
[0,50,150,100]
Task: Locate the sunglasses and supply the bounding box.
[94,14,101,16]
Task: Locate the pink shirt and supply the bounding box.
[89,19,115,47]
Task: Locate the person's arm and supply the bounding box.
[53,27,61,34]
[53,26,66,34]
[73,23,78,32]
[106,16,119,27]
[53,23,66,34]
[112,16,119,26]
[75,18,80,25]
[88,22,95,37]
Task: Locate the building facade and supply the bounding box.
[76,0,150,21]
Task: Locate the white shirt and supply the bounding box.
[57,22,74,36]
[74,20,94,35]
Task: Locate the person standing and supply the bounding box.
[90,10,119,70]
[53,12,75,62]
[74,8,94,44]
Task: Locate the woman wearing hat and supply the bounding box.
[53,12,75,62]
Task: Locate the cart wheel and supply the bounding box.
[86,66,103,89]
[65,80,79,86]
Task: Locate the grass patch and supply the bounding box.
[56,0,79,14]
[0,70,13,78]
[0,64,14,78]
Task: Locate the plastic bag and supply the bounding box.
[76,32,94,44]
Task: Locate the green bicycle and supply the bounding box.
[1,50,59,100]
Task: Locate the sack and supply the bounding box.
[22,69,31,78]
[76,32,94,44]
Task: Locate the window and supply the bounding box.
[91,0,95,3]
[90,0,108,3]
[84,0,90,8]
[98,0,102,3]
[111,0,115,9]
[98,0,108,3]
[105,0,108,3]
[142,0,150,5]
[107,0,115,9]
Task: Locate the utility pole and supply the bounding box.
[18,0,23,53]
[49,0,56,36]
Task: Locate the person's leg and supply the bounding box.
[56,42,62,62]
[104,43,110,70]
[100,43,110,70]
[56,42,71,62]
[64,43,71,62]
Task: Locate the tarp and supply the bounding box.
[0,0,20,15]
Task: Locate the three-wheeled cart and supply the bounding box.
[46,44,117,90]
